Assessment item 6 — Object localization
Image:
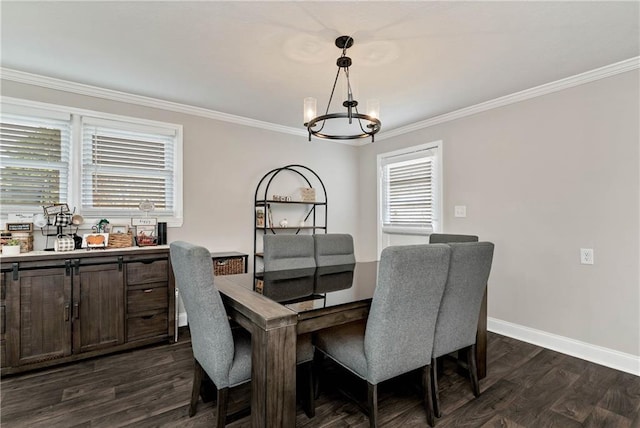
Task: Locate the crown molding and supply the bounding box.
[0,67,307,138]
[375,56,640,142]
[2,56,638,144]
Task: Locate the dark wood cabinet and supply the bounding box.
[0,248,175,375]
[73,258,125,354]
[4,264,72,367]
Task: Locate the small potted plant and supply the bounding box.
[2,239,22,256]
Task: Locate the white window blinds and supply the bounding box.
[0,114,71,208]
[81,118,177,217]
[380,145,440,233]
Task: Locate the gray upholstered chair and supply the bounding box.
[261,234,316,417]
[313,234,355,293]
[170,241,252,428]
[263,234,316,271]
[429,233,478,243]
[313,233,356,266]
[314,244,451,427]
[314,263,355,293]
[430,241,494,420]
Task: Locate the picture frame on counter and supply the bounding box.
[131,217,158,226]
[43,203,70,216]
[110,225,129,234]
[5,223,33,232]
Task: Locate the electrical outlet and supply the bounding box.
[580,248,594,265]
[454,205,467,218]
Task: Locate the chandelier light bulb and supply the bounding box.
[367,99,380,119]
[303,97,317,125]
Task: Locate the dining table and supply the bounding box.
[214,261,487,427]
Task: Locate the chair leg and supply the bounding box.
[367,382,378,428]
[430,358,441,418]
[423,365,436,427]
[189,360,204,417]
[216,387,230,428]
[467,344,480,397]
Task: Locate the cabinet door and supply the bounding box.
[72,262,125,353]
[5,267,72,367]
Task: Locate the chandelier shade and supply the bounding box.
[303,36,381,142]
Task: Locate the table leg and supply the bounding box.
[251,323,297,427]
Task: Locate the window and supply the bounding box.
[80,117,177,218]
[0,98,183,226]
[0,112,71,207]
[378,141,441,235]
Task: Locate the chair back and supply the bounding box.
[432,242,494,358]
[263,234,315,271]
[313,233,356,266]
[170,241,235,387]
[364,244,450,384]
[429,233,478,243]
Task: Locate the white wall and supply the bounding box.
[358,71,640,363]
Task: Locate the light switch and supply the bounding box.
[454,205,467,218]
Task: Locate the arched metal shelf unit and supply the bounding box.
[253,164,327,275]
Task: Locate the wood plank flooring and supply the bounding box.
[1,330,638,427]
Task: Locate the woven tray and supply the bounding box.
[108,232,133,248]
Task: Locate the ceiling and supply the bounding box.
[1,1,639,139]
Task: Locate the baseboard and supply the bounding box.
[488,317,639,376]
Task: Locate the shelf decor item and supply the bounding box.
[82,233,109,249]
[299,187,316,202]
[135,225,157,246]
[108,231,133,248]
[54,235,75,252]
[256,207,266,227]
[2,239,21,256]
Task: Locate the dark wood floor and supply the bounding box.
[1,330,639,427]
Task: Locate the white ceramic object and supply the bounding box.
[33,213,48,228]
[279,218,288,227]
[2,245,21,256]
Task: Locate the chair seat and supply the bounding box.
[315,320,368,379]
[227,327,252,387]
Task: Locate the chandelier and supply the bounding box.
[303,36,381,142]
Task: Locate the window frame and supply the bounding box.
[377,140,443,239]
[1,97,184,227]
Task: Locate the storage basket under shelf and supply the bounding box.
[213,258,245,276]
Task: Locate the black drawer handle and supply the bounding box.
[141,314,156,320]
[216,260,229,266]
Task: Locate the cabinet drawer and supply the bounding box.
[127,260,168,285]
[128,287,168,313]
[128,312,168,341]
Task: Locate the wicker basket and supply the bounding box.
[108,232,133,248]
[213,257,245,276]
